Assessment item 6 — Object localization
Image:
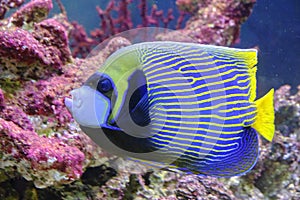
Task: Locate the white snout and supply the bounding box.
[64,86,111,128]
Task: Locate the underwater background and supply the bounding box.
[50,0,300,95]
[0,0,299,199]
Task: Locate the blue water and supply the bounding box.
[235,0,300,94]
[50,0,299,94]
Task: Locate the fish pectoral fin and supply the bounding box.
[252,88,275,141]
[130,91,152,126]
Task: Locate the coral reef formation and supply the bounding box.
[159,0,257,45]
[0,0,71,80]
[0,0,299,199]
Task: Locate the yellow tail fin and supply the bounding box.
[252,89,275,141]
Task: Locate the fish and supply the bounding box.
[65,41,275,177]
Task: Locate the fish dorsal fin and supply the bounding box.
[201,45,258,102]
[138,41,258,102]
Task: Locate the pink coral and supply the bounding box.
[0,28,51,66]
[0,26,70,79]
[1,105,34,131]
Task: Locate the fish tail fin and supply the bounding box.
[252,89,275,141]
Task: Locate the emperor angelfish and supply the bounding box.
[65,41,275,177]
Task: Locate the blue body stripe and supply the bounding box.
[133,43,259,177]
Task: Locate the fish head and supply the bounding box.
[65,72,115,128]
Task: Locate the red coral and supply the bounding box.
[70,21,95,58]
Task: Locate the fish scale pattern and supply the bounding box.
[134,42,259,176]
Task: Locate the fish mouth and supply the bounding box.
[64,97,73,113]
[64,86,112,128]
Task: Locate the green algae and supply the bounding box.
[36,127,54,137]
[0,78,21,94]
[255,162,290,199]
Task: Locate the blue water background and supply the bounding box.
[16,0,300,95]
[236,0,300,95]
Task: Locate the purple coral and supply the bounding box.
[0,118,85,187]
[160,0,256,46]
[10,0,53,27]
[70,0,179,57]
[0,88,4,110]
[0,0,72,79]
[17,75,74,126]
[0,0,24,19]
[0,28,51,66]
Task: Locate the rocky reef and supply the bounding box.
[0,0,299,199]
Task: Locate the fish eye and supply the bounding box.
[97,78,113,93]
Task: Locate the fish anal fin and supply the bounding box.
[166,128,259,177]
[127,128,259,177]
[253,89,275,141]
